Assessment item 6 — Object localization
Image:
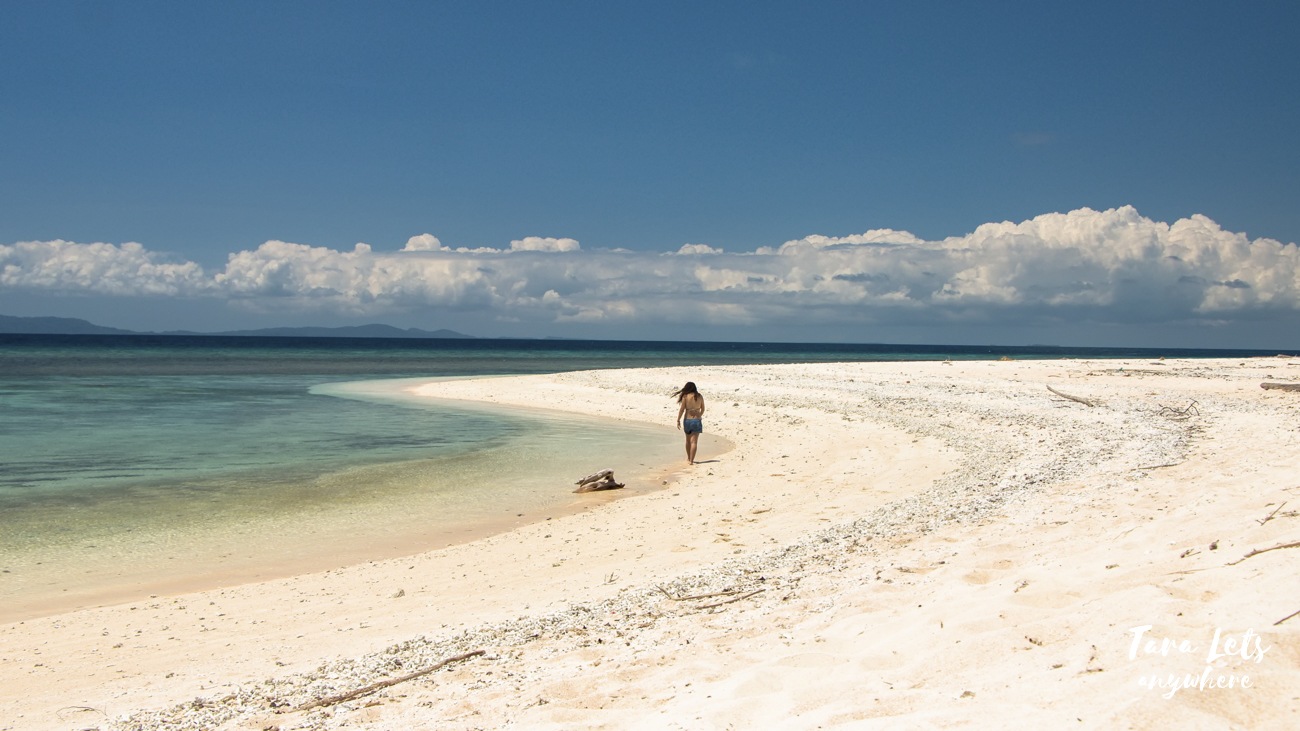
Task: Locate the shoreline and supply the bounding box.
[2,358,1297,730]
[0,380,694,625]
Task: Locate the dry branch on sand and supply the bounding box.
[1258,502,1288,527]
[574,469,624,493]
[1046,385,1098,407]
[1157,401,1200,419]
[697,589,766,610]
[293,650,485,713]
[657,586,741,602]
[1260,382,1300,392]
[656,585,766,610]
[1225,539,1300,567]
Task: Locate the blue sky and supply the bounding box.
[2,1,1299,347]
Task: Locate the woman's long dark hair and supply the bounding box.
[672,381,700,403]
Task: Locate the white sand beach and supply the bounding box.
[2,358,1298,730]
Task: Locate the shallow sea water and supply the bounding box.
[0,365,680,619]
[2,396,680,618]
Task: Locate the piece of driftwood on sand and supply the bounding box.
[1225,539,1300,567]
[293,649,485,713]
[1260,382,1300,392]
[1046,384,1099,407]
[574,468,624,493]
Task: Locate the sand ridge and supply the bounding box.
[1,358,1297,729]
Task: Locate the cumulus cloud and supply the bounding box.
[676,243,724,255]
[398,234,580,255]
[761,228,926,255]
[4,207,1298,332]
[0,239,208,295]
[401,233,445,252]
[509,236,580,253]
[213,240,499,314]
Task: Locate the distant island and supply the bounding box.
[0,315,137,335]
[0,315,474,339]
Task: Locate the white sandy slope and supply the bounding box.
[1,358,1297,730]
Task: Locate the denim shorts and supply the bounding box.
[683,418,703,434]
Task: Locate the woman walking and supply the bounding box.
[672,381,705,465]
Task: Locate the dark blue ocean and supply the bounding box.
[0,334,1284,619]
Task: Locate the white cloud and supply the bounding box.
[401,233,446,252]
[0,239,208,296]
[4,207,1298,333]
[509,236,580,253]
[676,243,723,255]
[762,228,925,255]
[213,240,499,314]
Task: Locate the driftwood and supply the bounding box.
[1046,385,1098,407]
[574,469,624,493]
[1258,502,1288,527]
[657,585,740,602]
[56,706,106,720]
[1225,539,1300,566]
[293,649,485,713]
[698,589,766,610]
[1261,382,1300,392]
[656,585,765,610]
[1157,400,1199,419]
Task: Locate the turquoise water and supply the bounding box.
[0,339,701,618]
[0,334,1282,619]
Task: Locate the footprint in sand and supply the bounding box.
[963,556,1016,584]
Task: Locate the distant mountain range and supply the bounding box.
[0,315,474,339]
